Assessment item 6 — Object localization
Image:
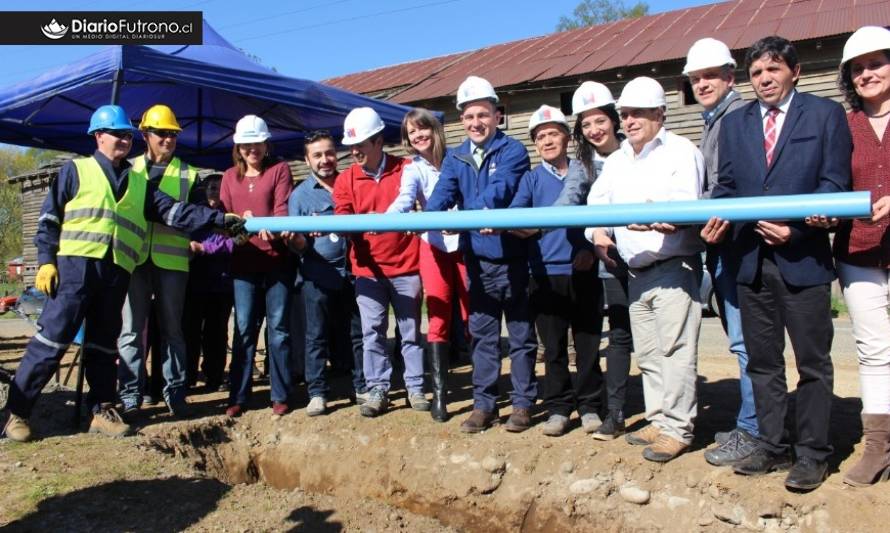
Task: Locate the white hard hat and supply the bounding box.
[571,81,615,115]
[233,115,271,144]
[528,105,569,137]
[456,75,499,110]
[841,26,890,66]
[617,77,666,109]
[342,107,385,146]
[683,38,736,75]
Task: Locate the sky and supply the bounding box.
[0,0,713,88]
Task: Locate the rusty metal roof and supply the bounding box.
[324,0,888,104]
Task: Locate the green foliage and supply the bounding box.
[556,0,649,31]
[0,147,63,261]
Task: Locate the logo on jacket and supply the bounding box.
[488,162,497,174]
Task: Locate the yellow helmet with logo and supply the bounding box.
[139,104,182,131]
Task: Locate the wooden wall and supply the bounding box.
[14,170,55,287]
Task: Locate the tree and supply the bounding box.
[0,147,63,261]
[556,0,649,31]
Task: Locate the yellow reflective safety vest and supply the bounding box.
[57,157,148,274]
[131,156,196,272]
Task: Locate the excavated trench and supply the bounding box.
[147,415,633,533]
[144,410,864,533]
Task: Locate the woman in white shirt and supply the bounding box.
[387,108,468,422]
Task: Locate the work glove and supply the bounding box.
[223,213,249,245]
[35,263,59,298]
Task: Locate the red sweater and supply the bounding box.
[834,111,890,268]
[333,155,419,278]
[220,160,293,274]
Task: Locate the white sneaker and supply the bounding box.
[306,396,326,417]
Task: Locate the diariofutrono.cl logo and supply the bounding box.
[41,19,68,39]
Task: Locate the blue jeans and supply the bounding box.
[303,277,366,398]
[466,256,538,412]
[230,270,293,406]
[117,262,189,406]
[708,247,758,437]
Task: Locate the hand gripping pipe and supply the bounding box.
[244,191,872,234]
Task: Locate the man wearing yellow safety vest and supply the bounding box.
[116,104,204,418]
[1,105,244,442]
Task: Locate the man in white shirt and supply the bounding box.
[586,76,705,462]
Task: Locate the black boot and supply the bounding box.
[429,342,450,422]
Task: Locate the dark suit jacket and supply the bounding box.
[712,91,852,287]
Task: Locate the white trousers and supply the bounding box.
[838,261,890,414]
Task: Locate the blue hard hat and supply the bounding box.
[87,105,136,134]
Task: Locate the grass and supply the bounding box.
[0,280,25,319]
[0,281,23,296]
[831,295,848,318]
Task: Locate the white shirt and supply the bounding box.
[386,154,460,253]
[759,90,795,140]
[585,127,705,268]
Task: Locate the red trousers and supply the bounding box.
[419,240,469,342]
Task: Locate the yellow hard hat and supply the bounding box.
[139,104,182,131]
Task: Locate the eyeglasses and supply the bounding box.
[100,130,134,140]
[148,129,179,139]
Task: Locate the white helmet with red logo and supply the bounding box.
[456,75,499,110]
[342,107,385,146]
[571,81,615,116]
[528,105,569,138]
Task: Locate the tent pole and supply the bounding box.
[197,88,203,152]
[110,69,123,105]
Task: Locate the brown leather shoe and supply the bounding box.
[504,407,532,433]
[643,434,689,463]
[3,414,32,442]
[625,423,661,445]
[459,409,498,433]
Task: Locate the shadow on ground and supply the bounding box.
[3,477,229,532]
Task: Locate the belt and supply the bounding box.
[629,254,696,275]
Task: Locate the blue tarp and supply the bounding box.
[0,21,421,170]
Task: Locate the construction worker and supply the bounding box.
[1,105,243,442]
[117,104,202,417]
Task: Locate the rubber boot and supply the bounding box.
[429,342,450,422]
[844,413,890,487]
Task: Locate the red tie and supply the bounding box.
[764,107,780,166]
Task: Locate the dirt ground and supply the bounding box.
[1,317,889,532]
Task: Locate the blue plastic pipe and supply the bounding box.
[244,192,872,233]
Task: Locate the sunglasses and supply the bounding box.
[148,129,179,139]
[100,130,134,140]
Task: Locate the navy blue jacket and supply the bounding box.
[35,151,225,265]
[425,129,530,261]
[510,161,593,276]
[712,92,852,287]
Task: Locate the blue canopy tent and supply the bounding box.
[0,21,422,170]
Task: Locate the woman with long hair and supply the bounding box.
[386,108,468,422]
[561,81,633,440]
[826,26,890,486]
[219,115,295,418]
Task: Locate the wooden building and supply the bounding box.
[325,0,890,167]
[8,0,890,283]
[7,160,65,287]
